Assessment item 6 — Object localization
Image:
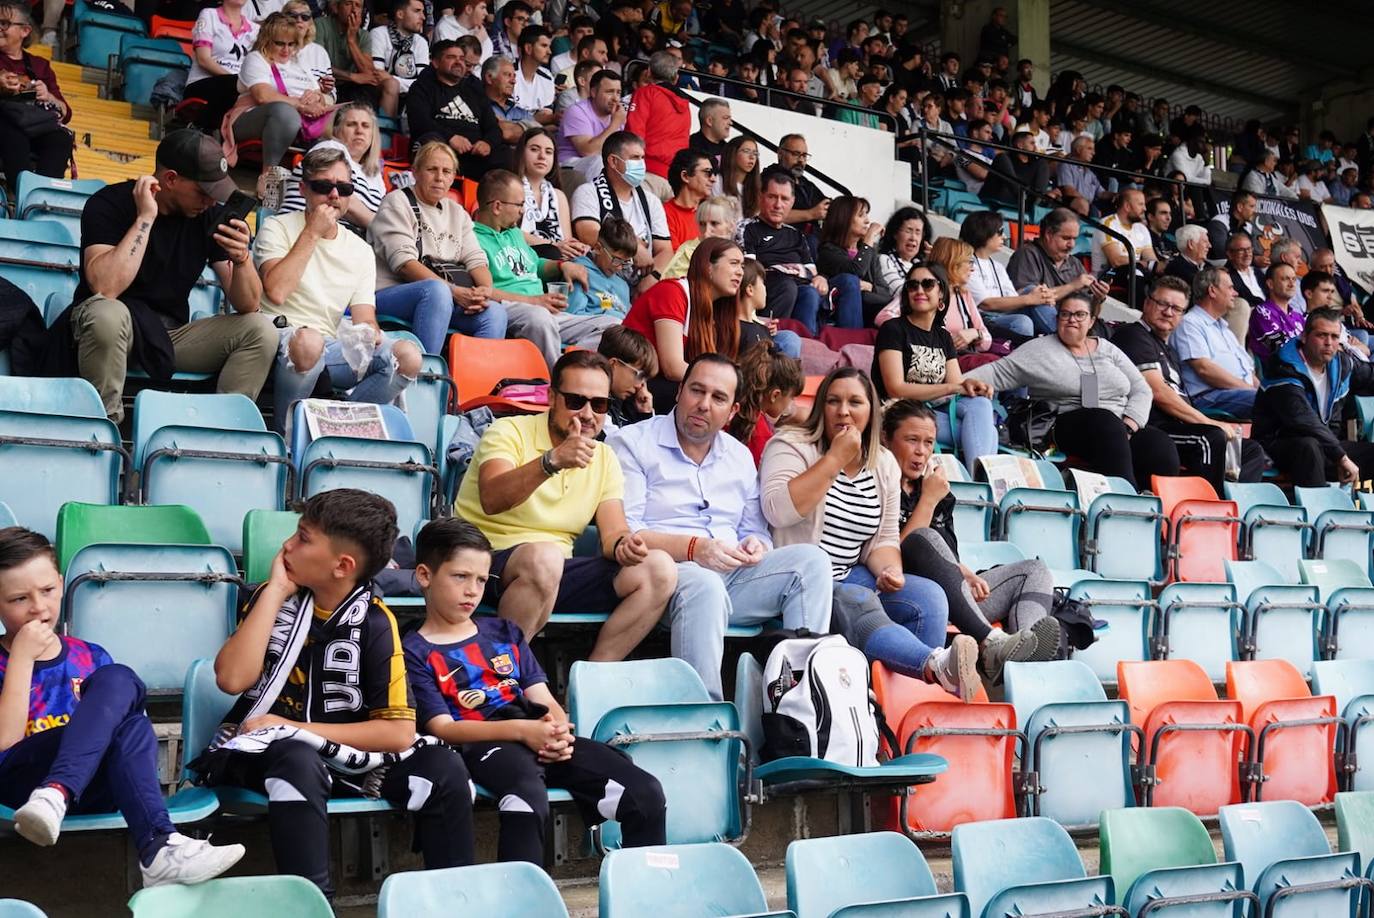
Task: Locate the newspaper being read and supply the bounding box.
[301,399,390,441]
[1069,469,1112,508]
[926,453,966,480]
[979,455,1045,502]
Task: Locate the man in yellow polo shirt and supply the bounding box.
[455,350,677,659]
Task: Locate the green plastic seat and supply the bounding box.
[1099,807,1253,917]
[379,863,568,916]
[128,876,332,917]
[241,510,301,584]
[55,502,211,571]
[1298,558,1372,598]
[1335,790,1374,874]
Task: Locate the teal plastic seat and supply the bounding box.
[1099,807,1255,918]
[1225,481,1309,582]
[1065,579,1153,684]
[1227,559,1322,677]
[785,832,970,918]
[1083,480,1164,582]
[600,843,768,918]
[0,377,125,538]
[569,659,745,847]
[1294,485,1374,580]
[1219,800,1364,917]
[1335,790,1374,876]
[64,544,238,694]
[732,654,946,792]
[406,354,455,460]
[1156,582,1241,681]
[998,487,1084,574]
[0,239,79,310]
[118,34,190,106]
[952,816,1118,918]
[378,863,568,917]
[133,392,287,554]
[1314,661,1374,792]
[0,216,72,244]
[947,481,995,544]
[1004,660,1136,827]
[1357,396,1374,441]
[0,902,45,918]
[16,172,104,223]
[128,875,332,917]
[958,540,1026,572]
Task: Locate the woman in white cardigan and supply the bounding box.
[759,367,977,699]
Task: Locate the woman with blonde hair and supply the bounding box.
[279,102,386,229]
[927,236,993,355]
[759,367,979,700]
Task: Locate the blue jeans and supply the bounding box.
[843,565,949,672]
[934,395,999,475]
[773,330,802,359]
[374,279,508,355]
[980,309,1035,339]
[668,543,833,699]
[0,664,174,864]
[792,284,822,335]
[827,273,863,328]
[1193,386,1257,420]
[1020,304,1058,335]
[271,327,415,434]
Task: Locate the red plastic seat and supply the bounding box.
[1118,659,1247,815]
[871,663,1014,835]
[1153,476,1238,583]
[447,334,549,415]
[1226,659,1339,805]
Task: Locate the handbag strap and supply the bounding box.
[268,62,289,96]
[402,186,427,261]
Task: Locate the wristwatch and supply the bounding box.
[540,450,558,476]
[649,269,663,280]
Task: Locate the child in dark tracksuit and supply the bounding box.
[0,527,244,887]
[403,517,667,864]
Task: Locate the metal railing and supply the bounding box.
[668,63,901,134]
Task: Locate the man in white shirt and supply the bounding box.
[369,0,428,96]
[1093,188,1156,305]
[571,131,672,292]
[512,24,556,126]
[1296,160,1333,203]
[253,146,422,433]
[550,14,594,75]
[1167,134,1213,186]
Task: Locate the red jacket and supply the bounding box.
[626,82,690,178]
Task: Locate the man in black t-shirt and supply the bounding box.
[735,169,826,333]
[1110,275,1267,491]
[68,131,276,422]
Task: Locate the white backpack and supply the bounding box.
[760,635,882,766]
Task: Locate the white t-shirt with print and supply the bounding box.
[238,45,332,97]
[368,26,429,92]
[189,7,259,83]
[1091,214,1153,275]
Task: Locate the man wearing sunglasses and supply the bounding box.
[663,148,714,251]
[456,350,678,659]
[608,353,833,700]
[254,145,423,433]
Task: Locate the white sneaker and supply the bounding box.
[14,786,67,846]
[140,833,246,888]
[927,634,980,702]
[39,30,58,48]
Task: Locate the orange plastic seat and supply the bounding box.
[1226,660,1339,805]
[1153,476,1238,583]
[790,375,824,418]
[447,334,549,415]
[871,663,1015,835]
[1118,660,1248,815]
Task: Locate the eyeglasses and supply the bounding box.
[904,277,939,292]
[556,390,610,413]
[1228,247,1253,255]
[306,179,355,196]
[286,12,312,20]
[497,199,525,208]
[0,19,21,30]
[780,149,809,160]
[1058,310,1092,323]
[597,247,634,268]
[739,148,758,158]
[697,167,717,177]
[1145,295,1185,315]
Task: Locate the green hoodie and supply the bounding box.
[473,221,546,298]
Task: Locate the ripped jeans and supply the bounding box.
[270,326,415,433]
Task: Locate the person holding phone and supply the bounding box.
[59,130,277,425]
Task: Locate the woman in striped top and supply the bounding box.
[278,104,388,233]
[760,367,980,701]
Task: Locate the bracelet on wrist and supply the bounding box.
[540,450,558,476]
[686,536,698,562]
[612,534,627,557]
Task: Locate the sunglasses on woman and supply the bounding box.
[557,390,611,414]
[307,179,355,197]
[904,277,940,292]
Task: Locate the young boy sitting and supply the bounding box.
[596,324,657,429]
[566,217,637,320]
[200,490,475,897]
[0,527,245,886]
[403,517,666,864]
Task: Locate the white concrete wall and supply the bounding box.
[687,89,912,223]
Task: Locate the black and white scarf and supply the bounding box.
[387,25,418,78]
[589,171,651,282]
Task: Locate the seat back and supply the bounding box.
[1335,790,1374,869]
[1297,487,1374,578]
[448,334,550,410]
[55,502,211,571]
[1220,800,1360,915]
[15,174,105,220]
[1153,475,1220,513]
[1066,579,1153,684]
[1226,559,1288,602]
[0,216,72,244]
[599,844,766,918]
[1085,489,1164,582]
[1171,498,1241,583]
[1226,659,1314,722]
[0,412,123,539]
[0,242,80,311]
[786,832,938,918]
[128,875,333,917]
[241,510,301,584]
[569,658,712,731]
[947,481,995,545]
[0,901,46,918]
[298,436,435,539]
[1299,558,1372,598]
[1239,581,1323,678]
[1227,660,1339,805]
[1156,582,1240,681]
[1224,481,1290,515]
[1099,806,1220,901]
[65,544,238,693]
[1226,481,1307,582]
[734,653,766,766]
[1118,659,1220,725]
[952,816,1086,918]
[180,659,235,782]
[377,863,568,917]
[1312,660,1374,718]
[406,354,454,458]
[1294,484,1356,515]
[0,376,104,417]
[131,391,267,468]
[956,540,1027,573]
[998,487,1082,572]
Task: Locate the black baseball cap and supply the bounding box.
[155,130,237,202]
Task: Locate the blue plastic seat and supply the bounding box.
[1156,582,1240,681]
[1099,807,1255,918]
[733,654,946,792]
[15,173,104,229]
[1314,661,1374,792]
[958,540,1026,572]
[1358,396,1374,441]
[1004,660,1136,827]
[1225,560,1322,678]
[118,34,190,106]
[128,875,333,917]
[1294,485,1374,580]
[952,816,1119,918]
[1065,579,1153,684]
[785,832,970,918]
[0,216,72,244]
[0,377,125,538]
[998,486,1098,586]
[569,659,745,847]
[0,238,80,309]
[405,353,455,460]
[948,481,995,545]
[0,902,46,918]
[1219,800,1364,916]
[1225,481,1309,582]
[133,392,286,554]
[600,843,769,918]
[1083,479,1164,583]
[378,863,568,917]
[75,8,146,68]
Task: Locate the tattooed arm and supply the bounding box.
[83,176,161,300]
